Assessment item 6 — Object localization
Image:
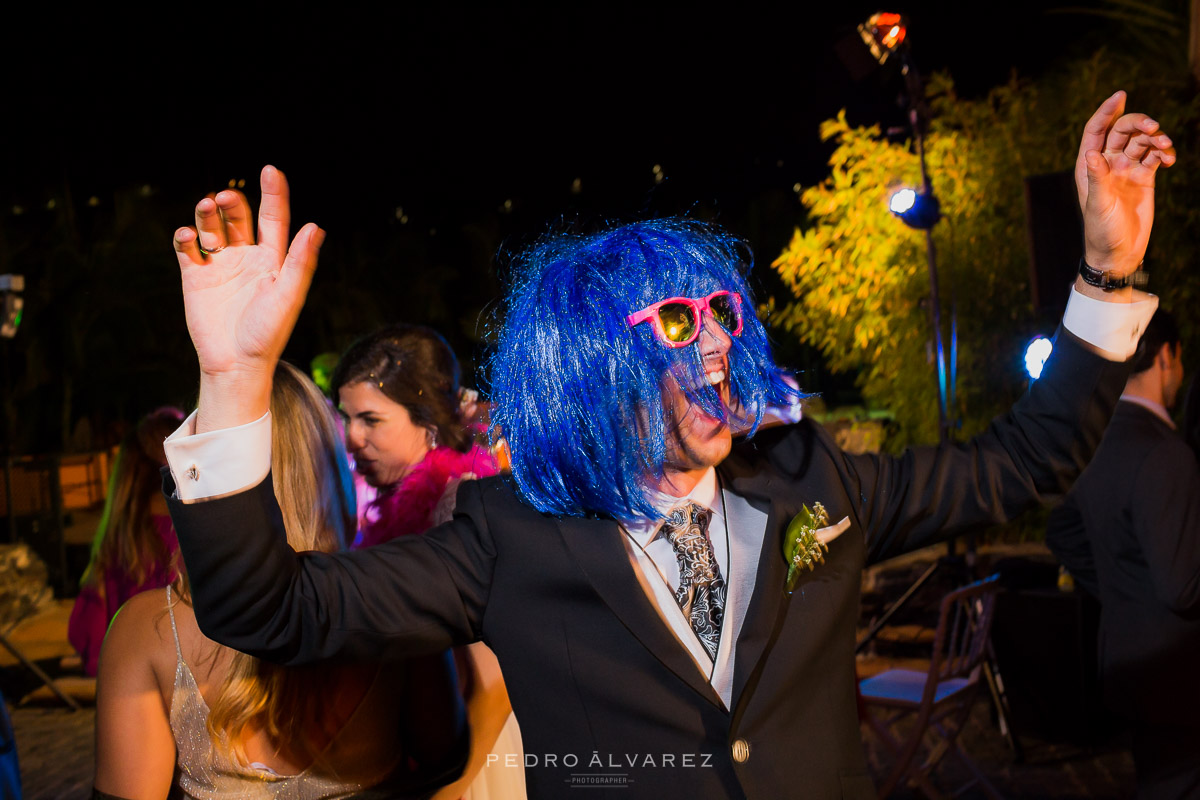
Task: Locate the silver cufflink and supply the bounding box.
[186,465,199,481]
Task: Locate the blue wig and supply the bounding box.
[487,218,799,519]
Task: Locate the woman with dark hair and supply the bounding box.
[332,324,497,547]
[69,406,186,676]
[333,324,524,800]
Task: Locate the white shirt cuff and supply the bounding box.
[1062,287,1159,361]
[164,410,272,502]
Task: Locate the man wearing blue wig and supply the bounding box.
[163,92,1170,798]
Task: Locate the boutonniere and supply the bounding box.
[783,503,829,593]
[782,502,851,593]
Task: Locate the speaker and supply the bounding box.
[990,584,1115,744]
[1023,171,1082,315]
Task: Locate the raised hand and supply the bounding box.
[173,166,324,431]
[1075,91,1176,278]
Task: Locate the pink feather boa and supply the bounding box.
[355,444,497,549]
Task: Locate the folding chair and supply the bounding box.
[859,574,1003,799]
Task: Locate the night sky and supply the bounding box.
[1,6,1117,448]
[8,5,1100,247]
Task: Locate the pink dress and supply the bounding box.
[68,514,180,676]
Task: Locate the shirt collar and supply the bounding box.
[622,467,720,547]
[1119,394,1176,429]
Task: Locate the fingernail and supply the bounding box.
[1145,118,1157,127]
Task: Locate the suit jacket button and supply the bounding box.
[731,738,750,763]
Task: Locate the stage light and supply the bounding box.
[859,12,908,65]
[888,187,940,230]
[889,188,916,214]
[1024,336,1053,380]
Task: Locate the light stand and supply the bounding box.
[855,14,1019,758]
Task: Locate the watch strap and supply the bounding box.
[1078,257,1148,290]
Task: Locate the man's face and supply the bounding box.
[660,315,735,480]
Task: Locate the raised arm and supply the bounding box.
[173,166,324,432]
[167,469,496,664]
[168,169,498,665]
[847,92,1174,562]
[849,325,1130,564]
[1073,90,1174,305]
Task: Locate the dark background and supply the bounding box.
[1,6,1111,453]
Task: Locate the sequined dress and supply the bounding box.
[165,587,405,799]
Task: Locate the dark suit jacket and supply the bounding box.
[1046,401,1200,727]
[169,330,1127,799]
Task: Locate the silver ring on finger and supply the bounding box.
[199,243,227,256]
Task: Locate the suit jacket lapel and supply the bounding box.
[721,455,793,711]
[555,514,725,709]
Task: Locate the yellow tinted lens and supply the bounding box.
[657,303,697,343]
[709,294,738,331]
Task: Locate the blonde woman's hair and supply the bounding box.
[202,361,358,765]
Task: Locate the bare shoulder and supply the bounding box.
[97,588,180,705]
[105,589,175,657]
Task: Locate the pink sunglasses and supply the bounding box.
[626,290,744,348]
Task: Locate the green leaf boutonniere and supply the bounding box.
[783,502,830,594]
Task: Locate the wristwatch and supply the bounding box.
[1078,257,1148,291]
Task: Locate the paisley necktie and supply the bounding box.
[661,503,726,661]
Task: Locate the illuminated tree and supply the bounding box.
[773,57,1199,447]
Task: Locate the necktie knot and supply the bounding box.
[662,503,719,584]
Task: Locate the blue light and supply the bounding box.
[1024,336,1053,380]
[888,188,940,230]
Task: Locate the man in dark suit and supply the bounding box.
[1047,311,1200,799]
[161,93,1172,798]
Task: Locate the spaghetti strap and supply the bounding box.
[165,585,184,662]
